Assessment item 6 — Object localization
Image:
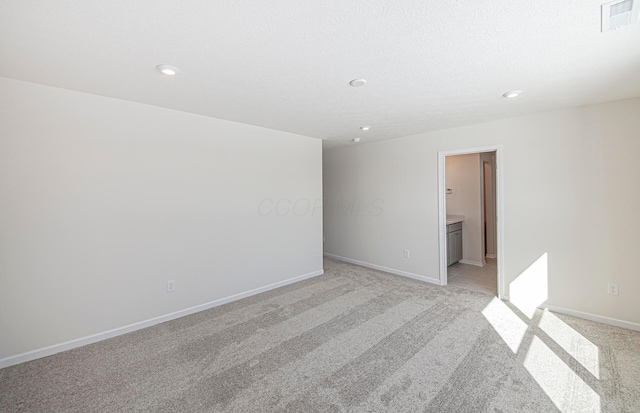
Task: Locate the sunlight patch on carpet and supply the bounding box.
[523,336,600,413]
[539,309,600,379]
[481,297,528,353]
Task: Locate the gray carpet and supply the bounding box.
[1,258,639,412]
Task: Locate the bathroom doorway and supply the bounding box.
[437,146,504,299]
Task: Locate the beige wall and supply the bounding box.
[0,78,323,361]
[324,97,640,325]
[445,153,483,264]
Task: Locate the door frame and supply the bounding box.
[482,159,497,259]
[437,145,505,299]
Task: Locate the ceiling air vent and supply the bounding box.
[602,0,639,31]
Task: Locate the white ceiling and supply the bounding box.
[1,1,639,148]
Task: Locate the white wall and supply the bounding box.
[324,97,640,326]
[0,77,323,361]
[445,153,483,265]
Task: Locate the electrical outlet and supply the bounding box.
[404,249,410,259]
[167,280,176,293]
[607,283,618,295]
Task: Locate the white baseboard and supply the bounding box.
[485,254,496,259]
[459,259,484,267]
[0,269,324,370]
[498,295,640,332]
[324,253,441,285]
[540,304,640,332]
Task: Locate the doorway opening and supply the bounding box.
[437,145,504,299]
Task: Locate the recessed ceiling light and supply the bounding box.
[349,79,367,87]
[352,138,361,143]
[156,64,180,76]
[503,90,523,98]
[360,126,371,131]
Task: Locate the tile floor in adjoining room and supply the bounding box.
[447,258,497,295]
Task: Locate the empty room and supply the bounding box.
[1,1,639,412]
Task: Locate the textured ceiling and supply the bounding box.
[1,0,639,148]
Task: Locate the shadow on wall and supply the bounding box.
[482,253,602,412]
